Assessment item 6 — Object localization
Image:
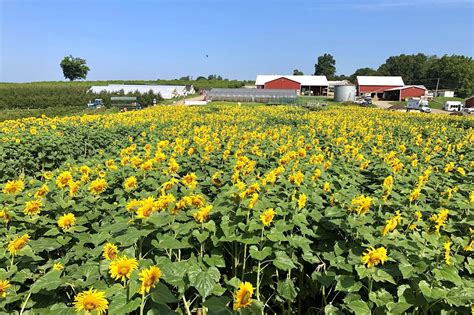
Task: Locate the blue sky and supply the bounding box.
[0,0,473,82]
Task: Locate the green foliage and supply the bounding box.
[349,67,379,83]
[293,69,304,75]
[0,104,472,314]
[59,55,90,81]
[0,79,246,110]
[314,53,336,79]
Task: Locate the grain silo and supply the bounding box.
[334,85,356,102]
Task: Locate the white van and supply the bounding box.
[443,101,463,112]
[407,98,431,113]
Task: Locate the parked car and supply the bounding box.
[462,107,474,114]
[407,98,431,113]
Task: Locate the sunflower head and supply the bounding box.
[234,281,254,310]
[139,266,162,295]
[0,280,11,298]
[108,256,138,282]
[102,243,119,260]
[73,288,109,314]
[361,246,388,268]
[58,213,76,230]
[8,234,30,256]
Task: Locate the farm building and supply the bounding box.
[383,85,427,101]
[206,88,297,103]
[89,84,194,99]
[356,76,404,99]
[465,96,474,108]
[255,75,328,96]
[436,90,455,97]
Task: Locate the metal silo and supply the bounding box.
[334,85,356,102]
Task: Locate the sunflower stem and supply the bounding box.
[139,293,146,315]
[182,295,192,315]
[19,290,32,315]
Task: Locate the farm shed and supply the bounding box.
[206,88,298,103]
[255,75,328,96]
[436,90,455,97]
[383,85,427,101]
[356,76,404,99]
[465,96,474,108]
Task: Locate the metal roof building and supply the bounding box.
[356,76,405,98]
[206,88,298,103]
[255,75,328,96]
[383,85,427,101]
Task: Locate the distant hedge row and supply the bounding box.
[0,80,247,109]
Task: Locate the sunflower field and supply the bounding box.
[0,104,473,315]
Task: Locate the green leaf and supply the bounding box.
[398,263,414,279]
[372,269,396,284]
[346,300,370,315]
[249,246,272,261]
[203,296,232,314]
[324,304,343,315]
[433,267,462,285]
[277,279,297,302]
[335,275,362,293]
[273,251,296,271]
[153,235,191,250]
[31,270,62,293]
[188,266,220,298]
[150,282,178,304]
[418,280,446,301]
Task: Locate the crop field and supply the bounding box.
[0,104,473,314]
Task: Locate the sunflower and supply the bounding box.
[73,288,108,314]
[0,280,10,298]
[57,213,76,230]
[443,240,452,265]
[3,179,24,194]
[56,171,73,189]
[79,165,91,175]
[260,208,276,226]
[182,173,198,189]
[88,178,107,195]
[297,193,307,209]
[123,176,137,190]
[69,181,80,197]
[109,256,138,282]
[53,262,64,270]
[233,282,254,310]
[8,234,30,256]
[102,243,119,260]
[0,209,11,223]
[193,205,212,223]
[361,246,388,268]
[350,195,372,215]
[43,171,53,180]
[34,184,49,198]
[139,266,162,294]
[23,199,42,216]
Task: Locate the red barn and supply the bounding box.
[356,76,405,99]
[255,75,329,96]
[383,85,427,101]
[465,96,474,108]
[264,77,301,90]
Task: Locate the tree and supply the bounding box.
[427,55,474,97]
[377,53,434,85]
[314,53,336,79]
[60,55,90,81]
[349,67,379,83]
[293,69,304,75]
[196,76,207,81]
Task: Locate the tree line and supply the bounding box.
[293,53,474,97]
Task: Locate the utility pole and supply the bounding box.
[435,78,440,97]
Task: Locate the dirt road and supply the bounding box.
[372,100,449,115]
